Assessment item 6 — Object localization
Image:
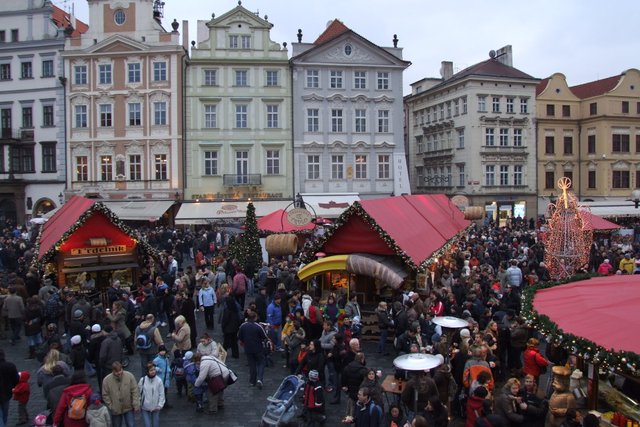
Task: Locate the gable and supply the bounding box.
[87,35,148,54]
[58,212,136,254]
[96,40,143,53]
[210,6,272,30]
[323,215,396,256]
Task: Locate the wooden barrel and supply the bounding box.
[464,206,485,220]
[265,234,298,256]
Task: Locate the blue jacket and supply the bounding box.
[266,302,282,326]
[153,354,172,388]
[237,320,267,355]
[199,286,216,307]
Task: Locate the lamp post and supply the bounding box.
[632,189,640,209]
[58,192,64,206]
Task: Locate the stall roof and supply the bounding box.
[579,210,622,231]
[102,200,174,221]
[257,209,315,233]
[584,204,640,218]
[38,196,96,261]
[317,194,471,270]
[300,193,359,218]
[175,200,291,224]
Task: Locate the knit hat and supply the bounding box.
[308,370,319,381]
[91,324,101,333]
[90,393,101,404]
[460,328,471,338]
[73,309,83,319]
[184,351,194,361]
[70,335,82,345]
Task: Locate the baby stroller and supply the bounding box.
[260,375,305,427]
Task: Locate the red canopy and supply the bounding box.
[38,196,96,261]
[580,210,621,231]
[323,194,470,270]
[257,209,315,233]
[533,275,640,354]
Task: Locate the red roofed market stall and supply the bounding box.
[35,195,157,292]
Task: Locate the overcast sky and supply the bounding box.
[59,0,640,95]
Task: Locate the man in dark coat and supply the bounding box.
[237,311,268,389]
[178,292,198,349]
[0,349,19,427]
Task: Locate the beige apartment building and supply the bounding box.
[536,68,640,215]
[61,0,187,214]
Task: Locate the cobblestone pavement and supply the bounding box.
[5,306,469,427]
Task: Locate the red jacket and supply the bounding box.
[53,383,93,427]
[466,395,486,427]
[12,371,30,404]
[523,347,549,378]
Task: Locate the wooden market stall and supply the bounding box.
[34,196,157,293]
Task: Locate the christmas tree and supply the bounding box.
[229,202,263,277]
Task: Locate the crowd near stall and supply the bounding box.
[0,190,638,427]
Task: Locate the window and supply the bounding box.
[266,70,278,86]
[588,170,596,189]
[588,134,596,154]
[355,109,367,133]
[612,133,630,152]
[485,165,495,186]
[307,109,319,132]
[235,151,248,183]
[128,102,141,126]
[235,70,248,86]
[1,108,11,136]
[622,101,629,114]
[439,104,444,120]
[306,69,319,88]
[99,104,112,127]
[153,102,166,125]
[0,63,11,80]
[241,35,251,49]
[462,97,468,114]
[457,129,465,148]
[492,97,500,113]
[331,109,343,132]
[354,71,366,89]
[98,64,112,84]
[204,69,217,86]
[506,98,514,113]
[154,154,167,180]
[378,154,390,179]
[458,165,465,186]
[520,98,528,113]
[11,145,34,173]
[74,65,87,85]
[0,31,4,42]
[612,171,630,188]
[42,105,54,127]
[478,96,486,112]
[513,129,522,146]
[22,107,33,128]
[76,156,88,181]
[41,142,56,172]
[229,35,238,49]
[204,104,217,128]
[454,100,460,116]
[235,104,248,128]
[331,155,344,179]
[590,102,597,115]
[446,102,452,118]
[546,104,555,116]
[129,154,141,180]
[500,165,509,185]
[545,136,554,154]
[21,62,32,79]
[513,165,523,186]
[499,128,509,146]
[203,151,217,176]
[563,136,573,154]
[307,155,320,180]
[266,150,280,175]
[485,128,495,146]
[355,154,367,179]
[266,104,279,128]
[330,70,343,89]
[128,63,141,83]
[74,105,87,128]
[545,171,555,189]
[153,62,167,81]
[114,9,126,25]
[377,110,389,133]
[636,135,640,153]
[377,72,389,90]
[562,105,571,117]
[100,155,113,181]
[41,60,54,77]
[11,29,18,42]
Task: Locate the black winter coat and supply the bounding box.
[342,360,367,400]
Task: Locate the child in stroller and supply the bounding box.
[260,375,305,427]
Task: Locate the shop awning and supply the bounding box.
[532,275,640,354]
[175,200,291,224]
[579,210,622,231]
[102,200,174,221]
[300,193,359,218]
[584,205,640,218]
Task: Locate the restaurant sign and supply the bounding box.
[70,245,128,256]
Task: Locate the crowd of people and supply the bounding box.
[0,215,637,427]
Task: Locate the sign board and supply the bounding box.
[451,195,470,209]
[70,245,128,256]
[287,208,313,226]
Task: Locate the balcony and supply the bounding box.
[223,174,262,187]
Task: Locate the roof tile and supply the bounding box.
[569,74,621,99]
[313,19,350,45]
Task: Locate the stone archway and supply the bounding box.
[0,198,17,225]
[32,198,56,216]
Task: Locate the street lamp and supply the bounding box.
[58,192,64,205]
[632,189,640,209]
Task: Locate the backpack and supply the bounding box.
[67,394,87,420]
[173,358,185,379]
[369,401,382,420]
[135,326,156,350]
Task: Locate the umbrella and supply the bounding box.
[393,353,443,415]
[29,217,47,225]
[432,316,469,329]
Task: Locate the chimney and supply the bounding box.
[440,61,453,80]
[495,45,512,67]
[182,20,189,50]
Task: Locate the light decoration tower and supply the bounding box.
[543,177,592,279]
